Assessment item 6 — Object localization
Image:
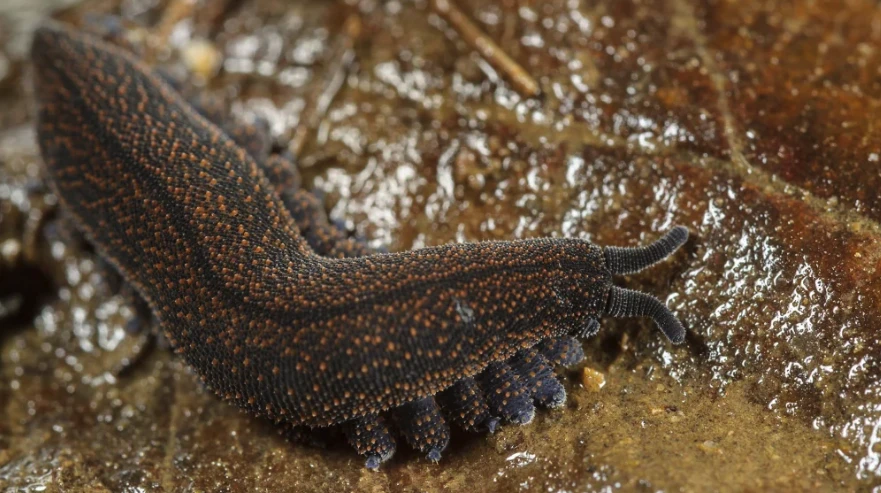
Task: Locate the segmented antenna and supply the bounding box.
[605,286,686,343]
[603,226,688,275]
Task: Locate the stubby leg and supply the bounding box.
[436,377,498,433]
[477,362,535,425]
[343,415,396,470]
[277,188,372,259]
[537,336,585,368]
[392,397,450,462]
[509,347,566,408]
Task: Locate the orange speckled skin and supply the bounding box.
[32,22,611,428]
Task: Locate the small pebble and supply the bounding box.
[581,367,605,392]
[698,440,722,455]
[181,39,221,80]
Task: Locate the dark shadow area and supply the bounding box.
[0,264,55,333]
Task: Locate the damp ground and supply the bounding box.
[2,0,880,491]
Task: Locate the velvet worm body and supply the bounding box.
[32,20,689,468]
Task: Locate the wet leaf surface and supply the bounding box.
[2,0,881,491]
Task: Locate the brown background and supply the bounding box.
[2,0,881,491]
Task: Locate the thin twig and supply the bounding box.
[154,0,196,44]
[430,0,540,98]
[288,14,361,162]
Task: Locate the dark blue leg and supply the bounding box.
[343,414,396,470]
[537,336,585,367]
[509,347,566,408]
[278,423,328,449]
[437,377,498,433]
[263,152,301,191]
[392,397,450,462]
[477,362,535,425]
[81,13,132,49]
[225,116,272,166]
[278,188,373,258]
